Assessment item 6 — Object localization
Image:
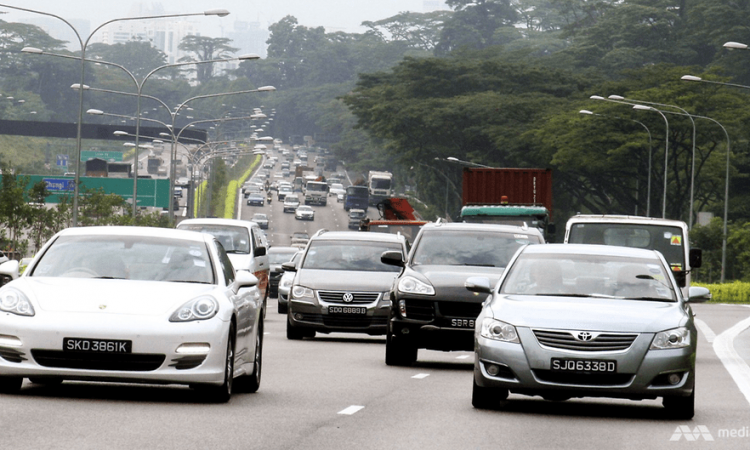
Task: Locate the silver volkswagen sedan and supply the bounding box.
[468,244,706,419]
[0,226,264,402]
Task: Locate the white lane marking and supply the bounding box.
[338,405,364,415]
[456,355,471,360]
[694,318,716,343]
[264,332,270,335]
[714,315,750,407]
[412,373,430,379]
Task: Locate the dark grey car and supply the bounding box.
[284,231,407,339]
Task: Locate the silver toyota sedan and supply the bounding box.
[468,244,708,419]
[0,226,264,402]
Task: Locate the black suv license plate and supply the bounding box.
[551,358,616,373]
[328,306,366,315]
[63,338,132,353]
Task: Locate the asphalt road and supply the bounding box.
[4,154,750,449]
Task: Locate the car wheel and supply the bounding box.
[278,302,288,314]
[236,319,263,394]
[0,376,23,394]
[385,333,417,366]
[471,378,508,409]
[202,329,235,403]
[663,389,695,420]
[287,316,307,340]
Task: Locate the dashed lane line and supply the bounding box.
[412,373,430,379]
[338,405,365,415]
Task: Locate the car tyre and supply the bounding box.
[0,376,22,394]
[663,389,695,420]
[471,378,508,409]
[385,333,417,366]
[278,302,288,314]
[201,329,234,403]
[235,319,263,394]
[286,316,307,340]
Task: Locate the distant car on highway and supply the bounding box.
[0,226,264,401]
[277,251,303,313]
[268,246,300,299]
[295,205,315,221]
[252,213,269,230]
[247,193,265,206]
[329,183,345,200]
[278,185,293,200]
[348,209,367,229]
[283,194,301,213]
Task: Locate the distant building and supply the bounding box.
[227,20,269,59]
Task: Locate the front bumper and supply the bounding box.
[288,295,389,335]
[0,312,230,386]
[474,327,695,400]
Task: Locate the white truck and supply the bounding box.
[564,215,703,299]
[368,171,393,205]
[304,180,329,206]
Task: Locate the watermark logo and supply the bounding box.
[670,425,714,441]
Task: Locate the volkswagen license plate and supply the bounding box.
[551,358,616,373]
[63,338,132,353]
[328,306,366,315]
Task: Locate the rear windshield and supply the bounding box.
[302,240,402,272]
[412,229,541,268]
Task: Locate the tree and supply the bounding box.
[362,11,453,51]
[435,0,521,55]
[178,35,239,84]
[87,41,168,80]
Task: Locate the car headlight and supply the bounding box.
[480,318,519,343]
[0,288,35,316]
[280,277,293,289]
[650,327,691,349]
[292,285,314,299]
[398,276,435,295]
[170,296,219,322]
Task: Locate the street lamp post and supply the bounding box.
[579,110,653,217]
[632,105,670,219]
[3,3,230,226]
[608,95,697,228]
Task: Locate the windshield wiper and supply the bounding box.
[94,276,127,280]
[224,250,249,254]
[625,296,676,303]
[164,280,212,284]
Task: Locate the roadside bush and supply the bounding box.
[694,281,750,304]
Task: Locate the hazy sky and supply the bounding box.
[1,0,448,38]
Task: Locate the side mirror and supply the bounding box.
[234,270,258,292]
[381,250,404,267]
[689,248,703,269]
[0,260,20,286]
[254,246,267,257]
[465,276,492,294]
[281,261,297,272]
[687,286,711,303]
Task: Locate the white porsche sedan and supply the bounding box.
[0,226,264,402]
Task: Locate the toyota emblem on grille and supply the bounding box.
[342,293,354,303]
[577,331,593,341]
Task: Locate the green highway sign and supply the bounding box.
[81,151,124,162]
[19,176,170,208]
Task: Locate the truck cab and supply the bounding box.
[564,215,702,298]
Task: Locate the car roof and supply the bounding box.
[57,225,209,244]
[312,230,405,244]
[420,221,544,238]
[178,218,259,231]
[522,243,661,259]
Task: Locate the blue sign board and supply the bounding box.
[43,178,75,192]
[56,155,68,167]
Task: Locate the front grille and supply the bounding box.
[31,350,165,371]
[533,330,638,352]
[403,299,434,321]
[318,291,380,304]
[533,370,634,386]
[437,302,483,318]
[0,347,26,363]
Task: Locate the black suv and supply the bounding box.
[381,222,544,366]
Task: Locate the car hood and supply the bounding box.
[490,295,687,333]
[18,278,216,316]
[410,265,504,301]
[297,269,398,291]
[227,253,253,271]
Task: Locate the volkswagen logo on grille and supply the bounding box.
[577,331,593,341]
[342,293,354,303]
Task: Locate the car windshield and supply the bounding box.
[302,240,402,272]
[177,224,251,254]
[269,250,298,264]
[31,235,215,284]
[253,214,267,221]
[411,229,540,268]
[500,253,676,301]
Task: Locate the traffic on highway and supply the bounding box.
[2,144,750,450]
